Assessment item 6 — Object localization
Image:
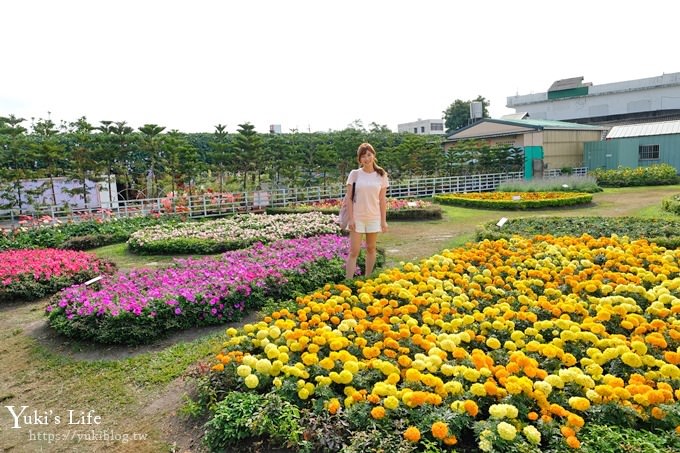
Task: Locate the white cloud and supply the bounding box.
[2,0,676,133]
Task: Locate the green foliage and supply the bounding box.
[574,423,680,453]
[590,164,679,187]
[203,392,306,452]
[497,175,602,193]
[476,216,680,248]
[661,193,680,215]
[443,96,489,133]
[128,236,246,255]
[0,216,177,250]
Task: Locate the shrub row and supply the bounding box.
[266,198,443,221]
[589,163,679,187]
[0,215,179,251]
[476,216,680,248]
[497,175,603,193]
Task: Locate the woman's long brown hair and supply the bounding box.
[357,142,386,177]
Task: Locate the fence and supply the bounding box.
[1,169,588,224]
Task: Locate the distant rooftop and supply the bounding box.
[496,118,603,130]
[606,119,680,139]
[548,76,592,92]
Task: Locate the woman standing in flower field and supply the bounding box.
[344,142,389,279]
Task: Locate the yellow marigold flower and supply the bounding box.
[431,421,449,440]
[384,395,399,410]
[244,374,259,389]
[621,352,643,368]
[568,397,591,412]
[661,364,680,379]
[470,383,487,397]
[497,421,517,441]
[486,337,501,349]
[403,426,421,443]
[523,425,541,444]
[236,364,252,377]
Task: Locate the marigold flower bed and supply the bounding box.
[46,235,355,344]
[207,234,680,451]
[0,249,116,302]
[434,191,592,209]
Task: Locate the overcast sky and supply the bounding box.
[2,0,676,134]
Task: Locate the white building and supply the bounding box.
[397,118,445,135]
[506,72,680,127]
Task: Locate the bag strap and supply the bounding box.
[351,182,356,203]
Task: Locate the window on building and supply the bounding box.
[421,126,425,133]
[430,123,444,131]
[413,127,418,133]
[639,144,660,160]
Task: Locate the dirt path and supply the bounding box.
[1,185,678,453]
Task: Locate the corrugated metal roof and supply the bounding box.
[498,118,603,130]
[606,120,680,139]
[500,112,530,120]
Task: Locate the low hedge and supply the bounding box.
[476,216,680,248]
[590,164,680,187]
[0,216,181,251]
[266,205,443,220]
[434,192,593,209]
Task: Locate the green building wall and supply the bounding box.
[584,134,680,172]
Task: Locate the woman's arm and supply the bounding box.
[346,183,355,228]
[379,186,388,232]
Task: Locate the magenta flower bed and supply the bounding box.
[0,249,116,302]
[45,235,352,344]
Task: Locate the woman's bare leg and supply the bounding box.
[364,232,378,277]
[345,231,363,279]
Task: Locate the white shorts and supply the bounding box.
[353,219,382,233]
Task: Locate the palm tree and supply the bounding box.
[138,124,166,198]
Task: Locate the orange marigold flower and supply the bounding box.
[431,421,449,439]
[566,435,581,449]
[527,411,539,421]
[560,426,576,438]
[651,407,666,419]
[328,398,341,415]
[404,426,421,443]
[370,406,386,420]
[367,394,381,404]
[464,400,479,417]
[567,413,584,428]
[443,435,458,446]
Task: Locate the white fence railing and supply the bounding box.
[1,169,588,224]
